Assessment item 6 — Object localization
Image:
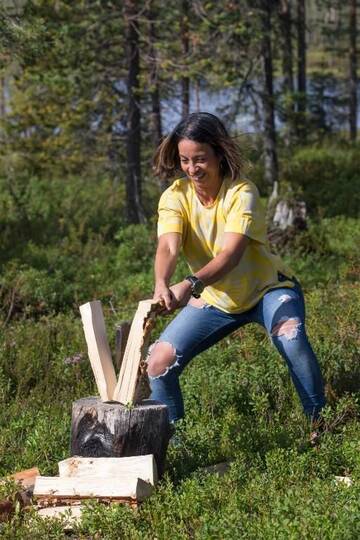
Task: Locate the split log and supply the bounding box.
[9,467,40,489]
[34,476,153,503]
[58,455,157,485]
[71,397,171,476]
[37,505,82,530]
[0,467,40,522]
[79,301,117,402]
[113,300,160,405]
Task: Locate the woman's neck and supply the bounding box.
[193,177,223,206]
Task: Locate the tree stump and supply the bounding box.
[71,397,171,477]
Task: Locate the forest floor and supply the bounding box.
[0,193,359,539]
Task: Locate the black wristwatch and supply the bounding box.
[185,275,205,298]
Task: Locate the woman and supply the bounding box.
[147,112,325,433]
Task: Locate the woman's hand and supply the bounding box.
[153,283,177,314]
[153,280,192,314]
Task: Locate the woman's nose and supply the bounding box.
[188,162,198,175]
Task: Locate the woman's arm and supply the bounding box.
[169,232,249,306]
[153,232,182,311]
[195,232,249,284]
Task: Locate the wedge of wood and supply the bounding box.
[79,301,117,401]
[58,455,157,486]
[113,300,160,404]
[79,299,160,404]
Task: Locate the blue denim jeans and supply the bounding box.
[149,280,326,423]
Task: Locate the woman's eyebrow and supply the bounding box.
[179,153,206,158]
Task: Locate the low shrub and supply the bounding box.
[283,145,360,218]
[0,165,358,537]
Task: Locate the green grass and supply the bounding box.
[0,164,359,538]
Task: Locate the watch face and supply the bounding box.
[193,279,204,295]
[185,275,204,296]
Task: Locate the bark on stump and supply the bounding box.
[71,397,171,477]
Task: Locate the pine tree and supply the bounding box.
[124,0,146,223]
[296,0,307,137]
[259,0,279,194]
[278,0,296,145]
[349,0,357,140]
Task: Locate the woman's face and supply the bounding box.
[178,139,222,188]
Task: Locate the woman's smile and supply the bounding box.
[178,139,222,186]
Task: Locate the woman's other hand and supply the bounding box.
[153,280,192,314]
[169,280,192,308]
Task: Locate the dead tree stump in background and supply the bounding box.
[71,397,171,477]
[272,199,307,230]
[268,198,307,253]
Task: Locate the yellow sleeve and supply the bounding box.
[157,188,184,237]
[224,182,267,243]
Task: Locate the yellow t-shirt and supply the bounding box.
[157,177,294,314]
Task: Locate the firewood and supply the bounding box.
[113,300,160,405]
[9,467,40,488]
[34,476,153,502]
[0,466,40,519]
[79,301,117,401]
[58,455,157,485]
[37,505,82,529]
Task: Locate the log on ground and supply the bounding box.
[58,454,157,485]
[37,505,82,530]
[0,466,40,521]
[34,476,153,503]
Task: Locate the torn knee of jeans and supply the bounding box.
[278,294,294,303]
[146,341,179,378]
[271,317,302,340]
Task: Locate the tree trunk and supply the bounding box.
[278,0,295,145]
[180,0,190,118]
[150,83,162,148]
[149,6,163,147]
[124,0,146,224]
[0,76,6,145]
[260,1,279,194]
[71,397,171,477]
[0,76,5,120]
[296,0,307,138]
[349,0,357,141]
[195,79,201,111]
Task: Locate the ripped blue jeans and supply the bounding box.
[149,280,326,422]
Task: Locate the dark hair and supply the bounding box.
[153,112,244,181]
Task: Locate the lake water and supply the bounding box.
[161,77,355,133]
